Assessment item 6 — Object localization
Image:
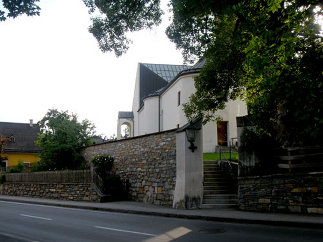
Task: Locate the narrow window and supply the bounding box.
[177,91,181,106]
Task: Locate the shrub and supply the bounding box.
[0,174,5,184]
[91,154,114,178]
[9,161,26,173]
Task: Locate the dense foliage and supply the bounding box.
[83,0,163,56]
[0,0,41,21]
[37,109,96,170]
[91,154,115,178]
[178,0,323,147]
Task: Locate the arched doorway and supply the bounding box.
[120,122,131,139]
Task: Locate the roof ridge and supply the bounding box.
[0,121,38,125]
[140,62,189,67]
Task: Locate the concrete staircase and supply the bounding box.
[202,160,238,208]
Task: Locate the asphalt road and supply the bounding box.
[0,200,322,242]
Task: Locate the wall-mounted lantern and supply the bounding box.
[185,122,198,152]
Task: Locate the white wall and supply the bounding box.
[132,64,141,136]
[140,96,159,134]
[117,118,134,139]
[160,75,196,130]
[202,121,218,153]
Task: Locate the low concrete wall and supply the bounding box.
[82,130,176,206]
[239,172,323,214]
[0,183,100,202]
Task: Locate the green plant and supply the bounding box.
[37,109,96,171]
[0,174,5,184]
[9,161,26,173]
[31,162,39,172]
[91,154,114,178]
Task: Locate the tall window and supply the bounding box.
[177,91,181,106]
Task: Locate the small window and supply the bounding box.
[177,91,181,106]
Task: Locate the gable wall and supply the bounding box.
[140,96,159,134]
[132,64,141,136]
[160,75,196,130]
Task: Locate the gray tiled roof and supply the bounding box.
[142,63,189,82]
[118,112,134,119]
[0,122,41,153]
[138,60,205,109]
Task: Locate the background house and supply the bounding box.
[0,120,41,169]
[117,60,248,152]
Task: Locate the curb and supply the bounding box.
[0,198,322,229]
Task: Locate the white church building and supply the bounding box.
[117,60,247,153]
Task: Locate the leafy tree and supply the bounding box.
[83,0,163,56]
[177,1,323,147]
[84,0,322,147]
[0,0,41,21]
[37,109,96,170]
[0,135,13,164]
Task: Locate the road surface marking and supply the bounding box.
[94,225,157,237]
[20,214,53,221]
[144,226,191,242]
[0,200,145,217]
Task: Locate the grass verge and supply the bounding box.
[203,152,238,161]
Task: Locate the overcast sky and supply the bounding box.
[0,0,183,137]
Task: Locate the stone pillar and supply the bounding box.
[173,119,203,209]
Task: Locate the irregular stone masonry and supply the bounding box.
[82,130,177,207]
[238,172,323,214]
[0,183,100,202]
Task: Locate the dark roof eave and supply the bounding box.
[4,149,42,154]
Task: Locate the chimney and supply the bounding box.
[29,119,33,127]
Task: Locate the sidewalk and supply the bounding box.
[0,195,322,229]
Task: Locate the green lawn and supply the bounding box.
[203,152,238,161]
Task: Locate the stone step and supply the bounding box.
[204,177,232,181]
[203,168,222,172]
[203,197,238,204]
[203,171,227,175]
[203,160,218,163]
[204,165,221,167]
[202,193,238,207]
[203,194,237,199]
[204,174,231,179]
[204,181,233,186]
[201,203,238,209]
[203,189,234,195]
[204,184,234,190]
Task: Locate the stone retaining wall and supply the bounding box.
[82,130,177,206]
[0,183,100,202]
[239,172,323,214]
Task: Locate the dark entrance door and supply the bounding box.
[217,121,228,146]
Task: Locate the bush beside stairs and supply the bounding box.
[202,160,238,208]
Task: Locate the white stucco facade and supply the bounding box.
[117,62,248,152]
